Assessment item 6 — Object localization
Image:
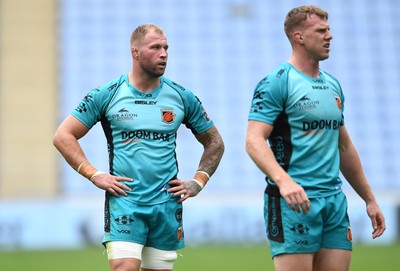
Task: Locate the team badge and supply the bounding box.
[177,227,184,242]
[290,223,310,235]
[334,95,342,110]
[347,226,353,242]
[175,208,183,223]
[114,215,134,225]
[161,109,175,124]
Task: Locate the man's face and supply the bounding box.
[136,30,169,77]
[300,14,333,61]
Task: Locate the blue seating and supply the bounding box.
[58,0,400,193]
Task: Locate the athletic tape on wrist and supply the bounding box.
[192,178,204,189]
[196,170,210,179]
[77,161,88,173]
[77,161,98,180]
[90,171,106,180]
[193,171,210,187]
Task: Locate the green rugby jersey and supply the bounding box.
[248,62,345,197]
[72,75,213,204]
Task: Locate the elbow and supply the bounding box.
[338,142,346,153]
[53,128,65,151]
[245,133,265,159]
[245,136,255,156]
[220,140,225,156]
[212,128,225,157]
[53,131,61,149]
[215,135,225,157]
[245,137,250,153]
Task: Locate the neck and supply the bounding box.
[288,54,320,78]
[128,70,161,93]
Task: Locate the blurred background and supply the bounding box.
[0,0,399,250]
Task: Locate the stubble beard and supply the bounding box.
[141,62,166,78]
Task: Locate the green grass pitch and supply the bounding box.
[0,243,399,271]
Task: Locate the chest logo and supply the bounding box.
[294,95,320,111]
[334,95,342,110]
[161,109,175,124]
[111,108,137,121]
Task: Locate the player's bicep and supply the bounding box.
[247,120,273,141]
[338,125,353,154]
[194,125,223,149]
[55,115,90,141]
[246,120,273,156]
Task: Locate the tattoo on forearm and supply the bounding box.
[197,126,225,176]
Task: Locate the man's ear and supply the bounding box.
[293,31,305,45]
[131,47,139,59]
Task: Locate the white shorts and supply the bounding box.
[106,241,178,270]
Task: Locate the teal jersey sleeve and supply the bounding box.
[248,63,346,198]
[248,65,289,124]
[71,75,213,204]
[72,77,124,129]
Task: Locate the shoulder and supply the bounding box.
[96,75,126,94]
[162,77,188,93]
[320,69,341,86]
[254,63,293,99]
[85,75,126,106]
[256,63,291,89]
[162,77,199,100]
[320,69,344,98]
[79,75,126,111]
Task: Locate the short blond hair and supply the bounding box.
[284,5,328,40]
[130,24,165,47]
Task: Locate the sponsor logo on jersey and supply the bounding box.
[161,109,175,124]
[312,85,329,90]
[75,93,93,113]
[295,240,309,245]
[108,83,118,91]
[253,89,265,100]
[117,229,131,234]
[294,96,320,111]
[111,108,137,121]
[313,78,324,83]
[269,196,282,241]
[274,136,286,167]
[302,119,341,133]
[121,130,171,143]
[172,81,186,91]
[135,100,157,105]
[250,81,268,113]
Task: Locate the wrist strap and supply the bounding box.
[90,171,106,180]
[76,160,97,180]
[77,161,88,173]
[192,178,205,189]
[193,171,210,188]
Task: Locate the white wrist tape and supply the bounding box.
[192,178,204,189]
[76,161,88,173]
[90,171,106,180]
[196,170,210,179]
